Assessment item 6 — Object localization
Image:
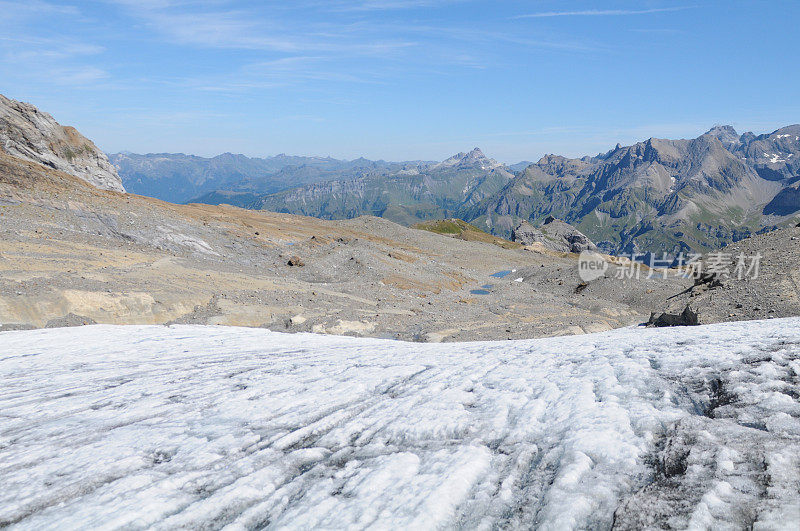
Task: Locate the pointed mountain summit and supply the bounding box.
[434,147,502,170]
[463,147,487,162]
[705,125,740,144]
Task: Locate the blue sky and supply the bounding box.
[1,1,798,162]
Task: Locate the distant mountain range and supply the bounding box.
[111,125,800,254]
[253,148,514,226]
[109,152,431,205]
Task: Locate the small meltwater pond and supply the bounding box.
[471,270,519,294]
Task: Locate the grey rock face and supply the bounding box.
[510,221,546,246]
[45,313,97,328]
[0,94,124,192]
[511,217,598,253]
[762,183,800,216]
[647,224,800,326]
[706,124,741,145]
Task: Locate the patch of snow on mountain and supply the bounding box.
[1,321,799,529]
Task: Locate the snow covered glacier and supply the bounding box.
[1,320,799,530]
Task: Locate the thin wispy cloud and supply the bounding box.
[245,57,382,84]
[398,25,604,54]
[0,0,79,17]
[150,11,303,52]
[112,3,419,56]
[0,18,108,88]
[2,41,104,62]
[52,66,110,85]
[516,7,693,19]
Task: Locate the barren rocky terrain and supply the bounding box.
[0,149,692,341]
[651,225,800,325]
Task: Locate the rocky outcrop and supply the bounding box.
[510,221,542,245]
[647,305,699,327]
[0,94,124,192]
[287,255,305,267]
[511,217,598,254]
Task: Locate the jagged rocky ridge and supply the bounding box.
[0,94,124,192]
[96,111,800,255]
[467,125,800,254]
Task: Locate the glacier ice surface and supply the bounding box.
[1,320,799,529]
